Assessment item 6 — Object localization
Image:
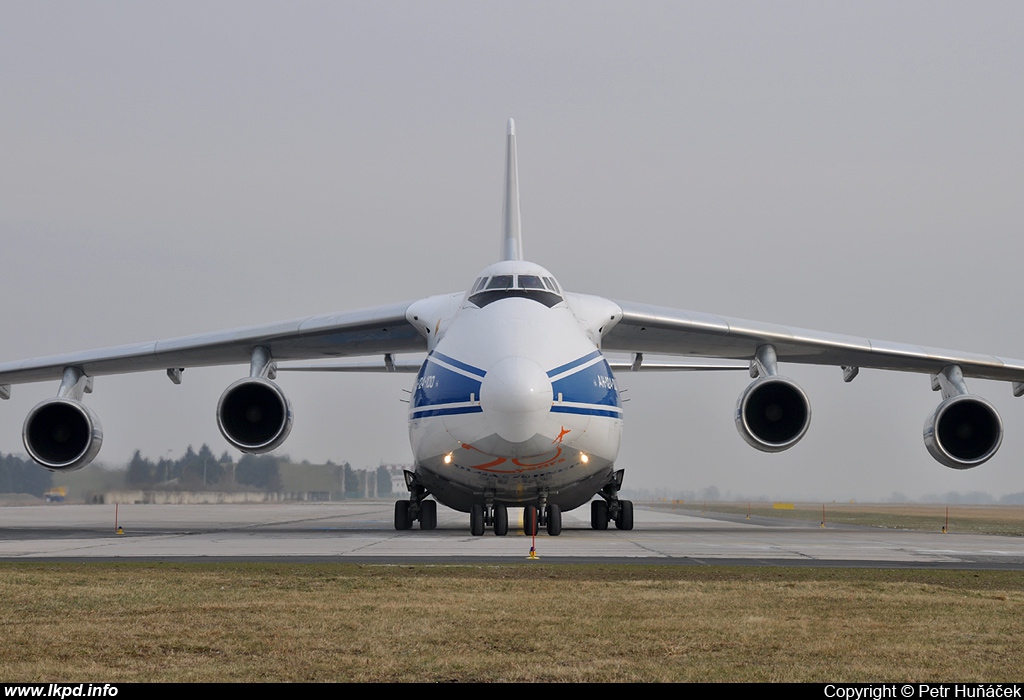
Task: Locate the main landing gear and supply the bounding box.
[394,471,437,531]
[591,468,633,531]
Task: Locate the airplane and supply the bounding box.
[2,119,1023,537]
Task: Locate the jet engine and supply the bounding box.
[735,376,811,452]
[924,394,1002,469]
[216,377,293,453]
[22,397,103,471]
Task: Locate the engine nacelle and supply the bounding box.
[735,376,811,452]
[924,394,1002,469]
[22,398,104,471]
[217,377,293,453]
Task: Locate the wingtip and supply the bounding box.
[507,118,515,136]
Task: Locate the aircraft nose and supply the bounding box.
[479,357,552,443]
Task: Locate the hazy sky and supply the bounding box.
[2,2,1023,501]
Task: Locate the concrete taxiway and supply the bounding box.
[1,502,1022,568]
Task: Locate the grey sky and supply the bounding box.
[1,2,1023,501]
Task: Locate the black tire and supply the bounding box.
[591,500,608,530]
[470,504,485,536]
[546,504,562,536]
[395,500,413,530]
[493,503,508,536]
[420,499,437,530]
[615,500,634,531]
[523,505,538,536]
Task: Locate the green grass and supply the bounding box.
[2,563,1023,682]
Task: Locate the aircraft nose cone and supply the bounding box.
[480,357,552,443]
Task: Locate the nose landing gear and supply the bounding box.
[470,501,510,536]
[464,491,563,537]
[522,500,561,536]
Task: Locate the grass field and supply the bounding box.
[2,562,1023,682]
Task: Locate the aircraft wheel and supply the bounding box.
[493,503,508,536]
[523,505,538,536]
[470,504,485,536]
[546,504,562,536]
[420,500,437,530]
[395,500,413,530]
[615,500,634,531]
[591,500,608,530]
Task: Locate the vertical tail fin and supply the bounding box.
[501,118,523,261]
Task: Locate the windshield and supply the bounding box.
[469,274,563,308]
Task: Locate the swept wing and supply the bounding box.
[0,300,429,469]
[0,301,425,389]
[601,299,1024,469]
[604,299,1024,387]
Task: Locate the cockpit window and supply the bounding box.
[470,277,486,294]
[468,272,563,309]
[485,275,514,290]
[518,275,545,289]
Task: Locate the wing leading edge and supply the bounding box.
[0,300,427,390]
[604,299,1024,387]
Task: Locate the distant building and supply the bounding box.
[381,464,412,495]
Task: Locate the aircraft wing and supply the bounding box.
[603,299,1024,387]
[277,357,425,373]
[275,357,748,373]
[0,300,426,389]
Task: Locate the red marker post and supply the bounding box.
[528,508,539,559]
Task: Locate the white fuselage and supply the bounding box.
[405,260,623,512]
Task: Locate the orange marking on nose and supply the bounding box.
[461,443,510,470]
[512,447,562,468]
[552,426,571,444]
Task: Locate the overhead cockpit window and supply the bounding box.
[468,272,563,309]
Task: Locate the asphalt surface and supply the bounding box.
[1,502,1022,568]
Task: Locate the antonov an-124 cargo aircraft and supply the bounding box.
[2,120,1022,536]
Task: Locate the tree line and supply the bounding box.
[125,444,393,496]
[1,445,393,498]
[0,453,54,497]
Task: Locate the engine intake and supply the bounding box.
[217,377,293,453]
[22,398,103,471]
[735,376,811,452]
[924,394,1002,469]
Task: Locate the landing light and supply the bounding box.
[443,453,453,465]
[580,453,589,464]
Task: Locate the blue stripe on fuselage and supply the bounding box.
[551,406,623,419]
[413,356,483,409]
[409,351,620,423]
[551,356,620,408]
[431,351,486,379]
[547,350,603,379]
[410,405,484,419]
